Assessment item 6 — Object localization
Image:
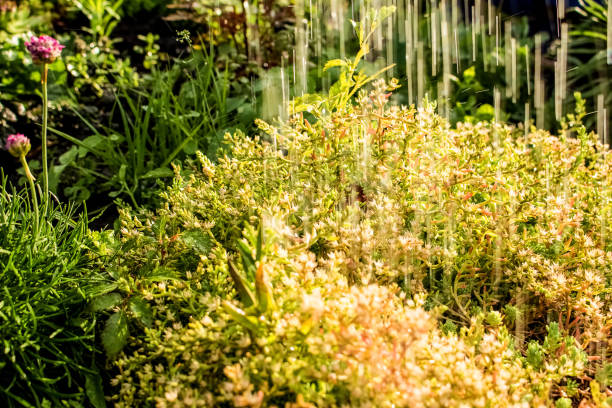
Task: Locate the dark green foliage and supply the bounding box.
[120,0,171,17]
[0,177,98,407]
[568,0,612,142]
[51,45,251,206]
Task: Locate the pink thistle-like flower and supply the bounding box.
[25,35,65,65]
[5,134,31,158]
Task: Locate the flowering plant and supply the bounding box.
[24,34,64,200]
[5,133,30,158]
[5,133,38,235]
[25,34,64,65]
[88,9,611,406]
[90,80,611,407]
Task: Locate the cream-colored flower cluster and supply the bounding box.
[96,81,611,406]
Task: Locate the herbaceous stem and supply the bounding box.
[20,154,39,239]
[42,63,49,201]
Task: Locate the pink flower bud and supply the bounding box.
[5,134,31,158]
[25,35,65,65]
[0,1,17,13]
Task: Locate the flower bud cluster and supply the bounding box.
[5,133,31,158]
[25,35,65,65]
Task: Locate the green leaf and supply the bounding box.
[299,316,316,335]
[141,167,174,179]
[89,292,123,312]
[145,266,179,281]
[255,263,275,313]
[85,372,106,408]
[48,126,105,157]
[290,93,324,114]
[543,322,562,353]
[595,364,612,387]
[59,146,79,165]
[226,95,248,113]
[118,164,127,183]
[376,6,396,24]
[49,164,67,195]
[228,261,255,307]
[183,139,198,155]
[328,73,352,102]
[81,135,106,151]
[555,398,572,408]
[128,298,153,328]
[463,66,476,82]
[182,229,212,255]
[350,19,364,43]
[475,104,495,121]
[572,30,606,41]
[101,311,129,358]
[526,341,544,370]
[88,283,119,297]
[222,301,258,332]
[323,59,347,72]
[256,221,263,261]
[354,42,370,66]
[236,239,256,281]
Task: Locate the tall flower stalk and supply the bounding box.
[41,63,49,198]
[25,35,64,200]
[6,134,39,236]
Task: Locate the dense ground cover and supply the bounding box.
[1,1,611,407]
[93,80,612,407]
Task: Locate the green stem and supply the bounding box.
[20,154,39,238]
[42,63,49,201]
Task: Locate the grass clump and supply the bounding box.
[0,178,99,407]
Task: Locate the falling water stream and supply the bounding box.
[237,0,612,361]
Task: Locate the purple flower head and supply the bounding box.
[5,134,31,158]
[25,35,65,65]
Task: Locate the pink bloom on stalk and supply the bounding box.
[25,35,65,65]
[5,134,31,158]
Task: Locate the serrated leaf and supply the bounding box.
[323,59,346,72]
[290,93,324,114]
[129,298,153,328]
[89,292,123,312]
[101,311,129,358]
[377,6,396,23]
[182,229,212,255]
